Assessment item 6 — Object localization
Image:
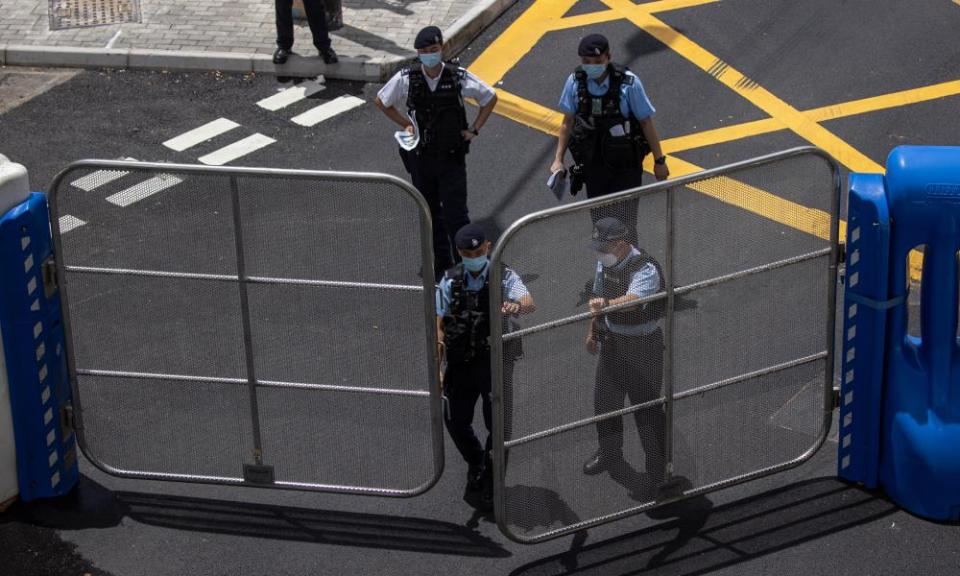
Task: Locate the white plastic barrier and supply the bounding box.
[0,153,29,509]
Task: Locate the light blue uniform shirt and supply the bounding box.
[558,69,656,121]
[593,247,661,336]
[436,262,529,317]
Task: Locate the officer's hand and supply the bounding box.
[501,301,521,315]
[589,297,606,316]
[461,129,477,142]
[654,162,670,181]
[405,124,416,136]
[585,334,599,355]
[550,160,565,175]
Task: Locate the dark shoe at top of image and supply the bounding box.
[319,47,339,64]
[273,48,292,64]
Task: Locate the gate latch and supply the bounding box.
[42,255,58,298]
[243,464,275,484]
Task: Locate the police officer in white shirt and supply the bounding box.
[376,26,498,281]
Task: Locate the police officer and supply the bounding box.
[583,217,666,483]
[436,223,534,509]
[272,0,338,64]
[376,26,498,281]
[551,33,670,244]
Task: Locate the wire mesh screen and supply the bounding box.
[50,161,441,495]
[491,148,839,542]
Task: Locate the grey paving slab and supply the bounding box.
[0,0,517,80]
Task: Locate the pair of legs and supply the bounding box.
[584,163,643,246]
[275,0,332,51]
[590,329,666,482]
[403,148,470,281]
[443,350,515,503]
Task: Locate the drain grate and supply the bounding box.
[49,0,142,30]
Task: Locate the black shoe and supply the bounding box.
[582,452,623,476]
[273,47,291,64]
[319,47,339,64]
[466,462,484,492]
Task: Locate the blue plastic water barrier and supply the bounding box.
[837,173,891,489]
[0,192,78,501]
[880,146,960,521]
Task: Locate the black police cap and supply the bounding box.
[414,26,443,49]
[455,223,486,250]
[578,33,609,57]
[590,217,628,249]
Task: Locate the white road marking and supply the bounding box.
[105,174,184,207]
[71,168,127,191]
[291,96,365,127]
[198,133,276,165]
[58,215,87,233]
[257,79,326,111]
[163,118,241,152]
[105,29,122,49]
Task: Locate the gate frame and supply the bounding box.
[48,159,444,497]
[489,146,842,542]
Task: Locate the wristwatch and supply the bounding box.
[469,126,479,136]
[654,155,667,165]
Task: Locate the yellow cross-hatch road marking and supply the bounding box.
[548,0,721,31]
[600,0,884,174]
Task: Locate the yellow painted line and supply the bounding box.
[600,0,883,174]
[807,79,960,123]
[663,118,782,154]
[548,0,721,31]
[657,78,960,153]
[468,0,579,85]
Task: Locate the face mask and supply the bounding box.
[582,63,606,80]
[419,52,443,68]
[462,255,488,272]
[598,252,620,268]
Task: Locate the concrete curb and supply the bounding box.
[0,0,515,82]
[445,0,518,58]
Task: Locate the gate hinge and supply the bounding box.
[42,255,58,298]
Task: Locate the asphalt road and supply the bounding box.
[2,0,960,574]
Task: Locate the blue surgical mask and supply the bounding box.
[419,52,443,68]
[582,64,606,80]
[462,255,488,273]
[598,252,620,268]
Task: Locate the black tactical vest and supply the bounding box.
[442,263,491,364]
[406,64,469,155]
[597,251,665,326]
[567,63,650,169]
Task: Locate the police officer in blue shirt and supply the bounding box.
[551,33,670,244]
[583,217,666,482]
[436,223,535,510]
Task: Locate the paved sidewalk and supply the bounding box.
[0,0,515,81]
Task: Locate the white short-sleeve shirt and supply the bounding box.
[377,63,497,111]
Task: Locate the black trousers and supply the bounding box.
[594,329,666,479]
[403,149,470,281]
[584,163,643,246]
[443,349,514,467]
[275,0,331,51]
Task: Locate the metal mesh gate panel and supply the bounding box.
[490,148,840,542]
[49,161,442,495]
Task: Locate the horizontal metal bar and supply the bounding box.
[673,351,828,401]
[674,247,832,296]
[272,481,414,496]
[79,369,430,397]
[257,379,430,397]
[65,265,238,282]
[504,351,828,449]
[502,247,831,342]
[78,369,246,385]
[246,276,422,292]
[64,265,422,291]
[503,292,667,341]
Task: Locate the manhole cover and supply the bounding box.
[49,0,142,30]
